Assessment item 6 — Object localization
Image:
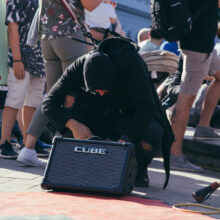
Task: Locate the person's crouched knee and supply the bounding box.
[141,120,164,155]
[140,141,153,152]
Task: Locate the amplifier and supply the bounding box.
[41,137,137,196]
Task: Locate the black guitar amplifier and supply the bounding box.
[41,137,137,196]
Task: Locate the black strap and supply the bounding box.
[69,29,125,47]
[69,36,95,46]
[69,31,101,47]
[192,1,211,27]
[103,29,110,40]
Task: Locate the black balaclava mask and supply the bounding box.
[83,51,118,92]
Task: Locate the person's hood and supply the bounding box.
[83,51,119,92]
[97,37,139,73]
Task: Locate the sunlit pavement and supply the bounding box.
[0,155,220,219]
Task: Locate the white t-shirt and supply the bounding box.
[215,43,220,56]
[85,3,117,29]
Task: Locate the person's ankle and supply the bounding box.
[25,134,38,148]
[197,123,209,127]
[171,150,182,156]
[25,146,35,150]
[23,147,35,152]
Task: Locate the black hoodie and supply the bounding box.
[42,38,174,188]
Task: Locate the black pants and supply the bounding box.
[70,94,164,171]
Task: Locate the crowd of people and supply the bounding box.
[0,0,220,188]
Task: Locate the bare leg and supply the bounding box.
[16,109,23,136]
[0,106,18,144]
[199,71,220,126]
[169,93,204,172]
[22,105,36,144]
[25,134,38,150]
[171,93,196,155]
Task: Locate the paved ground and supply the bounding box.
[0,155,220,219]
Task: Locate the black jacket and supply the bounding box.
[42,38,174,188]
[180,0,218,53]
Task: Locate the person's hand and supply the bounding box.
[204,75,214,82]
[72,122,94,139]
[13,62,25,80]
[118,139,124,143]
[66,119,94,139]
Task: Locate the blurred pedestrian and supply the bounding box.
[0,0,46,159]
[170,0,220,172]
[17,0,103,166]
[137,27,151,46]
[139,28,163,53]
[85,0,125,43]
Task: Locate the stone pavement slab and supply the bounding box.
[183,127,220,169]
[0,157,220,219]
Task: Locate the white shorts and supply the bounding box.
[5,68,46,109]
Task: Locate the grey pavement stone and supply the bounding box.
[140,158,220,219]
[0,156,220,218]
[0,178,14,184]
[0,171,41,179]
[5,179,41,188]
[183,127,220,169]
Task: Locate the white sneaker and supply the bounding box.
[170,155,204,172]
[17,147,46,167]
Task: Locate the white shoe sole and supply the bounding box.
[170,166,204,173]
[17,158,46,167]
[0,154,18,159]
[193,136,220,140]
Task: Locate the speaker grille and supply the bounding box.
[45,140,129,191]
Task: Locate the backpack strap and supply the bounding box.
[60,0,97,46]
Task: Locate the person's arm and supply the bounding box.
[42,55,94,139]
[42,56,85,131]
[113,17,126,36]
[5,0,25,80]
[8,22,25,80]
[120,53,156,142]
[81,0,102,11]
[106,4,125,36]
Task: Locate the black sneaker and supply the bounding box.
[135,168,150,187]
[35,141,50,157]
[0,141,18,159]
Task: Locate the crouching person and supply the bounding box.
[42,38,174,188]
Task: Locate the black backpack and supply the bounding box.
[151,0,207,42]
